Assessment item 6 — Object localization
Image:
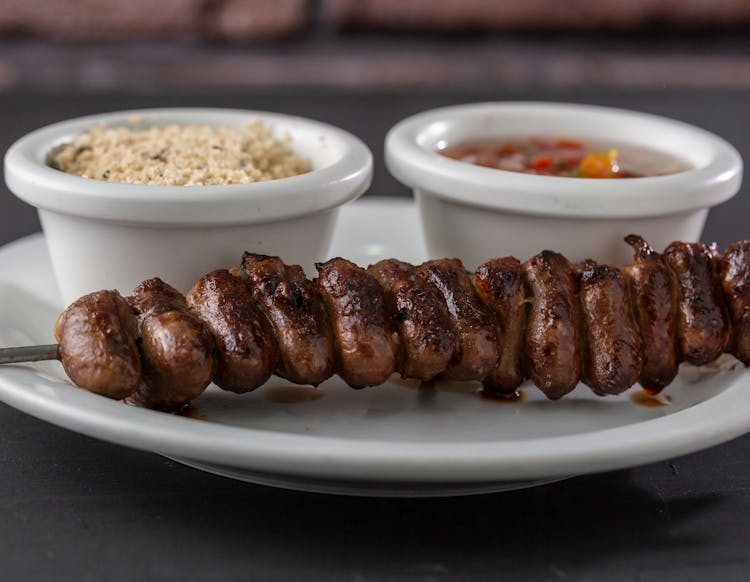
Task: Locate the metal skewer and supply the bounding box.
[0,344,60,365]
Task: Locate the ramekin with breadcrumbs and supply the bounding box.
[5,108,372,303]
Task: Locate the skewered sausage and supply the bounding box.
[316,258,397,388]
[241,254,335,386]
[664,242,730,365]
[473,257,526,395]
[623,235,680,392]
[720,241,750,365]
[187,269,277,393]
[55,290,141,399]
[18,235,750,411]
[522,251,581,399]
[128,278,215,411]
[577,261,642,396]
[368,259,455,381]
[419,259,499,381]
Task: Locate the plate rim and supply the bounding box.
[2,363,749,482]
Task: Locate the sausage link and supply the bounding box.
[56,290,141,399]
[128,278,215,411]
[522,251,581,399]
[187,269,277,393]
[368,259,455,381]
[316,258,397,388]
[577,261,642,395]
[623,235,679,392]
[242,254,335,386]
[664,242,731,365]
[473,257,525,395]
[419,259,499,381]
[720,241,750,365]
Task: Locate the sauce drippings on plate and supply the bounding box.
[439,137,690,178]
[630,390,672,407]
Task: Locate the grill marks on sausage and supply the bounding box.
[418,259,499,381]
[577,261,642,396]
[242,253,335,386]
[56,290,141,399]
[522,251,581,399]
[368,259,455,381]
[473,257,526,395]
[664,242,730,365]
[316,258,397,388]
[720,241,750,365]
[128,278,215,411]
[623,235,680,392]
[186,269,277,393]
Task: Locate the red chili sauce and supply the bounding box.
[439,137,690,178]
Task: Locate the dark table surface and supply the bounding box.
[1,89,749,581]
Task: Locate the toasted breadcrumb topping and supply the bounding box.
[50,121,310,186]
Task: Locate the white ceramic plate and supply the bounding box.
[1,198,749,497]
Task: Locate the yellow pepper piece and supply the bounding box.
[579,149,621,178]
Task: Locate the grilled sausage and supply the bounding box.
[720,241,750,366]
[316,258,397,388]
[368,259,455,381]
[623,235,679,392]
[187,269,277,392]
[664,242,730,365]
[473,257,526,395]
[523,251,581,399]
[577,261,642,396]
[241,254,335,386]
[128,278,214,411]
[419,259,499,381]
[55,290,141,399]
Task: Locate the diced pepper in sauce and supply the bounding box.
[578,149,627,178]
[530,156,554,171]
[438,137,688,178]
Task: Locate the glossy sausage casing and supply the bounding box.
[242,254,335,386]
[522,251,581,399]
[623,235,679,392]
[368,259,455,381]
[129,278,215,411]
[419,258,499,381]
[187,269,278,393]
[316,258,397,388]
[664,242,730,366]
[473,257,526,394]
[577,261,642,396]
[56,290,141,399]
[720,241,750,365]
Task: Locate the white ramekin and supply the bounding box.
[385,102,743,268]
[5,108,372,304]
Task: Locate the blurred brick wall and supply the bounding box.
[0,0,748,42]
[326,0,750,31]
[0,0,308,41]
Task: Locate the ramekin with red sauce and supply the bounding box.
[385,102,742,267]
